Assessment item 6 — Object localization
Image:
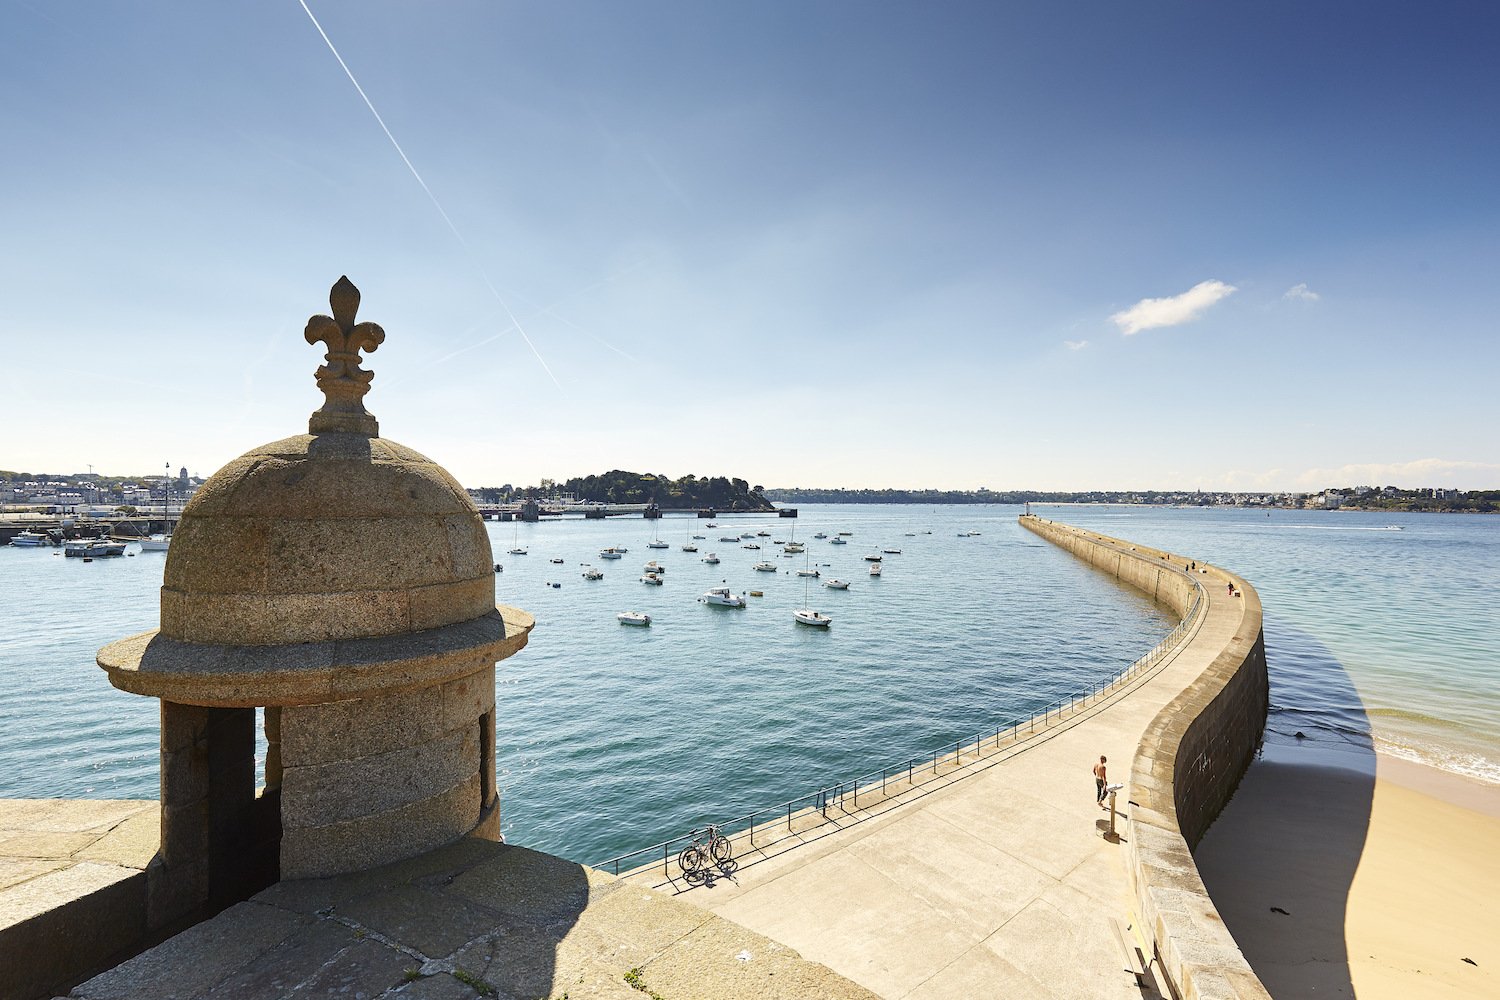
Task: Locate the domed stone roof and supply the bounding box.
[161,431,494,645]
[98,277,531,707]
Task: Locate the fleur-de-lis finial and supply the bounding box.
[305,276,385,436]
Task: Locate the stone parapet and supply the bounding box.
[1020,515,1272,1000]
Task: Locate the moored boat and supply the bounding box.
[823,578,850,589]
[582,566,604,580]
[699,586,745,607]
[702,552,720,564]
[617,611,651,626]
[869,562,882,577]
[65,540,126,558]
[599,546,625,560]
[793,609,832,627]
[8,531,53,547]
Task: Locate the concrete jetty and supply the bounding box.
[623,516,1270,1000]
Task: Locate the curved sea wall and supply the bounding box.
[1020,515,1271,999]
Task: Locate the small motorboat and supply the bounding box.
[882,548,902,554]
[8,531,52,547]
[643,560,666,573]
[797,568,820,578]
[705,522,718,527]
[812,532,828,539]
[692,534,706,540]
[837,531,853,536]
[823,578,850,589]
[648,540,670,549]
[702,552,721,564]
[753,559,778,572]
[830,537,848,545]
[719,536,740,543]
[869,562,883,577]
[550,558,564,564]
[699,586,745,607]
[742,543,760,550]
[65,540,126,558]
[599,547,625,560]
[640,572,664,585]
[617,611,651,626]
[756,531,770,537]
[864,554,883,562]
[582,567,604,580]
[139,534,171,552]
[794,609,832,627]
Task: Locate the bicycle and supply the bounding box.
[677,823,733,879]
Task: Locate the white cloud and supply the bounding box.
[1110,279,1237,335]
[1064,339,1088,351]
[1283,282,1320,302]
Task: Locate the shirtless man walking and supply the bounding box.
[1093,755,1108,808]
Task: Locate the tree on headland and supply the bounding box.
[556,470,773,511]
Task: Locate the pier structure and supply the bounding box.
[624,516,1271,1000]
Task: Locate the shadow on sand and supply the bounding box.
[1194,618,1374,998]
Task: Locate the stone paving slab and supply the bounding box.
[0,800,158,1000]
[67,839,879,1000]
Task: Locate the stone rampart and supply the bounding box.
[1020,515,1272,1000]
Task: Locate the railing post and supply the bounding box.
[787,801,792,831]
[663,843,669,877]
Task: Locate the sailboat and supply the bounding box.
[783,519,804,554]
[793,553,831,627]
[139,462,174,552]
[508,521,527,555]
[647,520,669,549]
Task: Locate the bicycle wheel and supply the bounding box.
[678,845,704,875]
[709,834,732,863]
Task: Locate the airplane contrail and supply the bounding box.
[296,0,560,387]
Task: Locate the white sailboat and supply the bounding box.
[508,522,527,555]
[793,554,831,627]
[140,462,174,552]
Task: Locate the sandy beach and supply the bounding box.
[1195,750,1500,998]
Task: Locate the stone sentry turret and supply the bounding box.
[98,278,533,927]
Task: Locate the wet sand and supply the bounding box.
[1195,750,1499,998]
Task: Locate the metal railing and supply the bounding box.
[595,564,1207,879]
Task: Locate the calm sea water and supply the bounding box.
[1048,504,1500,784]
[2,504,1494,862]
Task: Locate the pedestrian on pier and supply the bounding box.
[1093,755,1108,808]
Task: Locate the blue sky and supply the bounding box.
[3,1,1497,490]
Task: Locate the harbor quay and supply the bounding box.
[1,281,1270,1000]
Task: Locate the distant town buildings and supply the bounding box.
[0,472,203,516]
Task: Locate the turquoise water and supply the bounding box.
[1048,505,1500,783]
[2,504,1495,862]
